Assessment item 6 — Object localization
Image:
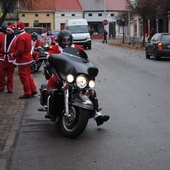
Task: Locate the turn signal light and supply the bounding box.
[84,90,90,97]
[62,85,68,91]
[158,42,163,50]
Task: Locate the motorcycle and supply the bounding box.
[38,47,99,138]
[30,47,45,73]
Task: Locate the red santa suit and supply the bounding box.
[31,39,42,61]
[12,22,37,96]
[48,43,84,54]
[0,32,5,38]
[0,24,16,92]
[43,35,56,47]
[47,44,84,91]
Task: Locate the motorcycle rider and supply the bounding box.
[42,30,110,126]
[31,32,42,62]
[43,31,56,47]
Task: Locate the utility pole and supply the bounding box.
[103,0,107,29]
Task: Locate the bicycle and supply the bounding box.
[130,37,139,48]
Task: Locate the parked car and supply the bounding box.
[145,33,170,60]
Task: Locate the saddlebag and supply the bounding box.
[47,88,64,117]
[39,84,47,106]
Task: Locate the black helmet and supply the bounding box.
[57,30,73,48]
[47,31,52,36]
[31,32,38,40]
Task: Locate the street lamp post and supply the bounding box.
[128,9,131,37]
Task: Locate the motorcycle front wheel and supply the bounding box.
[59,106,89,138]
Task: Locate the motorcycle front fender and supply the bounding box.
[71,94,94,111]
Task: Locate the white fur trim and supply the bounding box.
[7,28,14,32]
[13,60,33,66]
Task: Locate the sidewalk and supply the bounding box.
[107,38,145,51]
[0,69,27,170]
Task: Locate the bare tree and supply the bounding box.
[157,0,170,15]
[129,0,158,46]
[0,0,36,26]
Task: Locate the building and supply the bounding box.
[79,0,129,38]
[17,0,129,37]
[18,0,55,31]
[54,0,82,30]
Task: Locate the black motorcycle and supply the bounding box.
[30,47,45,73]
[38,47,99,138]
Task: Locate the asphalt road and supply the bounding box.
[10,40,170,170]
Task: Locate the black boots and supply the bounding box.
[96,115,110,126]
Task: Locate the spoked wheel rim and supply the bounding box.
[62,106,79,131]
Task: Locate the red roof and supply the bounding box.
[55,0,82,10]
[105,0,128,11]
[20,0,128,12]
[20,0,55,11]
[33,0,55,10]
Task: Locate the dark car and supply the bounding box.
[145,33,170,60]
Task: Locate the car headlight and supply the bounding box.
[66,74,74,83]
[76,75,87,88]
[89,80,95,88]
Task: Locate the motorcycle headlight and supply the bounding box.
[76,75,87,88]
[66,74,74,83]
[89,80,95,88]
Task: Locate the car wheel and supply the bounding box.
[145,50,150,59]
[154,50,160,60]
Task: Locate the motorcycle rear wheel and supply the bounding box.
[59,106,89,138]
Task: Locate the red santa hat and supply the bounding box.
[6,23,15,32]
[17,22,25,31]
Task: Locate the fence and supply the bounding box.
[110,35,144,48]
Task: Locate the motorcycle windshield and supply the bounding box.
[48,48,98,80]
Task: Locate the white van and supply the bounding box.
[65,19,91,49]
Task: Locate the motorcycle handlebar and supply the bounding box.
[38,52,49,61]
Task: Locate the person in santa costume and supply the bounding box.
[0,23,16,93]
[31,32,42,62]
[12,22,37,99]
[42,31,56,47]
[0,27,5,38]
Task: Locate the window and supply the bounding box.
[61,14,65,16]
[67,25,89,33]
[162,35,170,41]
[35,14,38,17]
[88,13,92,17]
[72,14,75,16]
[46,14,50,17]
[98,13,102,17]
[111,13,114,17]
[151,34,157,41]
[22,14,25,17]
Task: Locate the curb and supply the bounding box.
[0,70,27,170]
[0,104,25,170]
